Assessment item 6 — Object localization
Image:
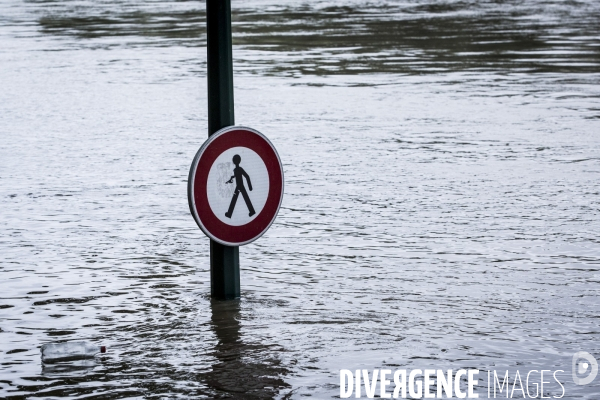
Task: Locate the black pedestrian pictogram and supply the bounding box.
[225,154,255,218]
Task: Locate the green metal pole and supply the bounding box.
[206,0,239,299]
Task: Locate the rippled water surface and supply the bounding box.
[1,0,600,398]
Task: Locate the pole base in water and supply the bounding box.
[210,240,240,299]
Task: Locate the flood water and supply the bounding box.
[1,0,600,398]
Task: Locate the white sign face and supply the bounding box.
[206,146,270,226]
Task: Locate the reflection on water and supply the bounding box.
[1,0,600,398]
[205,300,289,399]
[42,359,97,377]
[29,0,600,75]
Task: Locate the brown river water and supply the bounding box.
[1,0,599,398]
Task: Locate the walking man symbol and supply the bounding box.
[225,154,256,218]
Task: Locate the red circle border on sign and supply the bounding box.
[188,127,284,246]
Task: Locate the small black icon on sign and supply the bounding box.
[225,154,256,218]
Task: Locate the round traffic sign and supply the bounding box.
[188,126,284,246]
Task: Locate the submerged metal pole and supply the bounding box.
[206,0,239,299]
